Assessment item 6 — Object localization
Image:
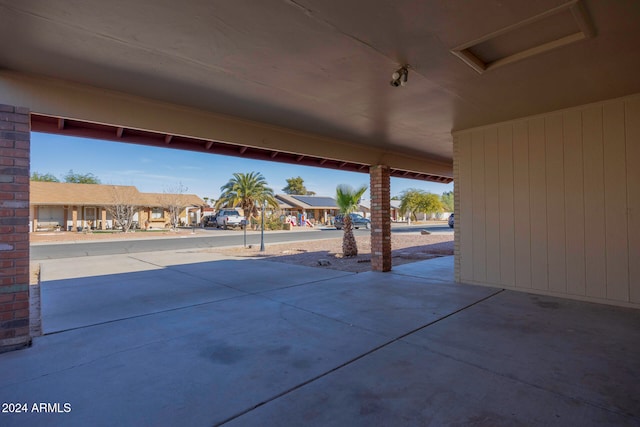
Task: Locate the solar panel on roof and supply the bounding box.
[291,196,337,207]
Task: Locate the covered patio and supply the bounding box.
[1,0,637,306]
[1,251,638,426]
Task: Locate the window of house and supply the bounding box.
[151,208,163,219]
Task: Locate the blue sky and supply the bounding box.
[31,133,453,202]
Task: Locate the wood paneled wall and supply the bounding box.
[453,95,640,307]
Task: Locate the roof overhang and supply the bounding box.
[1,0,639,180]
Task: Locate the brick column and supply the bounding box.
[369,165,391,272]
[0,104,31,353]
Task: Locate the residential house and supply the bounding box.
[275,194,340,225]
[136,192,206,228]
[358,199,403,221]
[30,181,204,231]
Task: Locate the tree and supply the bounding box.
[107,186,138,233]
[399,189,443,220]
[282,176,315,195]
[158,183,189,230]
[31,172,59,182]
[441,191,454,212]
[63,169,101,184]
[215,172,278,224]
[335,184,367,257]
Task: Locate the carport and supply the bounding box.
[2,251,638,425]
[0,0,638,362]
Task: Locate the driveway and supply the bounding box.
[1,252,638,426]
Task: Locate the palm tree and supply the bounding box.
[215,172,278,224]
[335,184,367,257]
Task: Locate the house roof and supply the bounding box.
[276,200,295,209]
[290,195,337,208]
[30,181,141,206]
[359,200,402,210]
[275,194,338,210]
[30,181,204,207]
[138,192,205,208]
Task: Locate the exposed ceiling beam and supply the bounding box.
[28,114,453,184]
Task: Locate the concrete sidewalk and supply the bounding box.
[1,252,638,426]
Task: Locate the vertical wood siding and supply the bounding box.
[512,122,532,288]
[497,124,515,286]
[627,99,640,304]
[458,133,474,282]
[454,95,639,307]
[563,110,586,296]
[529,118,548,291]
[582,106,607,299]
[484,128,501,285]
[471,132,487,281]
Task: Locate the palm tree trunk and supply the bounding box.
[342,215,358,257]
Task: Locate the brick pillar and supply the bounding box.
[0,104,31,353]
[370,165,391,272]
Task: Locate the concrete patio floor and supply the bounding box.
[1,252,638,426]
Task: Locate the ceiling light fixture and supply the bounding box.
[390,66,409,87]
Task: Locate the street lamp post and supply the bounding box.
[259,200,266,252]
[243,218,247,248]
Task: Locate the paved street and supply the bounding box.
[30,224,452,260]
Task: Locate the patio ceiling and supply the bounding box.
[1,0,639,171]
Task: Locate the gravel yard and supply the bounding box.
[210,233,454,273]
[30,225,454,274]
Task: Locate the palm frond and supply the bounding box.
[335,184,367,214]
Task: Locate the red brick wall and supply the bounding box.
[369,165,391,272]
[0,104,31,352]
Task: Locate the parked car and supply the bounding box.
[334,213,370,230]
[215,209,245,229]
[202,215,217,227]
[448,213,454,228]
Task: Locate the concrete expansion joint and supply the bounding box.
[127,255,165,269]
[219,287,505,426]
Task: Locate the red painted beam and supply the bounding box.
[29,114,452,183]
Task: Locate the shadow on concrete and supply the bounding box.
[1,254,638,426]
